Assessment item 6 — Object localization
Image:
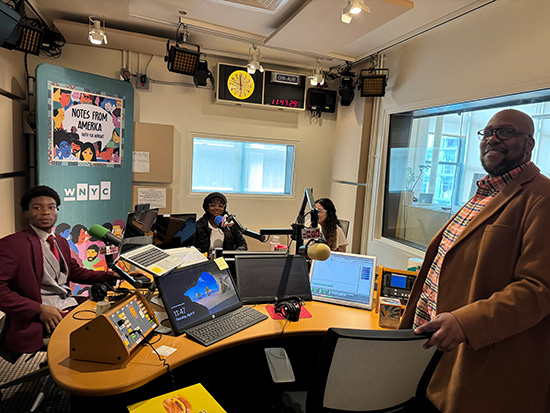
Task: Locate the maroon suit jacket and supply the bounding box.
[0,227,113,353]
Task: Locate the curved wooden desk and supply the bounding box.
[48,299,382,397]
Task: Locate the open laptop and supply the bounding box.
[309,252,377,310]
[156,260,268,346]
[234,254,311,304]
[153,213,197,249]
[118,209,183,276]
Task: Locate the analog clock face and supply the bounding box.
[227,70,255,100]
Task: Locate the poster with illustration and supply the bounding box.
[50,86,123,165]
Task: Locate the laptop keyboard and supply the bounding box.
[185,306,268,347]
[129,246,170,267]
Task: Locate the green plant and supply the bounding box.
[406,164,430,192]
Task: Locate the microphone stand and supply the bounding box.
[259,187,319,253]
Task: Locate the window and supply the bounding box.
[192,136,295,195]
[383,90,550,250]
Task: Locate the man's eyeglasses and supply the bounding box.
[477,127,532,141]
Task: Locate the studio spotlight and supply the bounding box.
[246,45,264,74]
[341,0,370,24]
[338,74,356,106]
[88,16,107,45]
[164,21,200,76]
[0,1,43,55]
[193,58,214,87]
[359,68,389,97]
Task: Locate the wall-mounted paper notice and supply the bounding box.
[137,188,166,209]
[133,151,150,173]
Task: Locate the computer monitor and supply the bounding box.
[119,208,159,254]
[153,213,196,249]
[234,254,311,304]
[309,252,377,310]
[218,250,288,280]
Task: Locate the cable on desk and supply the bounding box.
[71,310,96,320]
[280,319,290,337]
[137,330,177,391]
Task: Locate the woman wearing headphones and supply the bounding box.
[315,198,348,252]
[194,192,248,256]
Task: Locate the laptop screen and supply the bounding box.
[153,213,196,249]
[156,260,241,336]
[235,254,311,304]
[119,209,159,255]
[309,252,377,310]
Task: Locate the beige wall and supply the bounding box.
[0,48,27,237]
[365,0,550,268]
[24,44,338,248]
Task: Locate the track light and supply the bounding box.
[88,16,107,45]
[341,0,370,24]
[309,60,325,86]
[338,74,356,106]
[246,45,264,74]
[193,58,214,87]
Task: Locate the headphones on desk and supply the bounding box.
[274,297,303,322]
[91,282,130,303]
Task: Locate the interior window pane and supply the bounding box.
[192,137,295,195]
[383,90,550,250]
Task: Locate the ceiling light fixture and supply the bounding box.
[341,0,370,24]
[309,59,326,86]
[246,45,264,74]
[88,16,107,45]
[359,68,389,97]
[165,21,200,76]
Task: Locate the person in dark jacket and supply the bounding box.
[194,192,247,256]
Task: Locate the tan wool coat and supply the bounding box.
[400,163,550,413]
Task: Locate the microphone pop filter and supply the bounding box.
[308,243,331,261]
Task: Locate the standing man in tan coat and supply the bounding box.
[400,109,550,412]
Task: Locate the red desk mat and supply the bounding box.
[265,304,312,320]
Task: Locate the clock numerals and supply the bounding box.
[227,70,255,100]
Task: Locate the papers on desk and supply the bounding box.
[127,383,226,412]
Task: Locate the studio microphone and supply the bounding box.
[298,240,331,261]
[89,224,122,247]
[214,214,233,230]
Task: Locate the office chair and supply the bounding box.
[281,328,442,413]
[0,314,54,412]
[337,219,350,238]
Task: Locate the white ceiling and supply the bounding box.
[29,0,496,70]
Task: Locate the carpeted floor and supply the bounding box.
[0,351,71,413]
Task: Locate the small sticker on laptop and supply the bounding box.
[151,267,162,274]
[214,257,228,270]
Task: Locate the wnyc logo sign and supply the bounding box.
[63,181,111,202]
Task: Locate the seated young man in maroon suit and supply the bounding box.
[0,185,118,354]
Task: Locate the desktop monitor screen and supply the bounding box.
[156,260,242,336]
[219,250,288,280]
[153,213,196,249]
[309,252,377,310]
[235,254,311,304]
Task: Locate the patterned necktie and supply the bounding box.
[46,235,60,262]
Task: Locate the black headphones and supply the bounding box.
[91,282,130,302]
[274,297,303,322]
